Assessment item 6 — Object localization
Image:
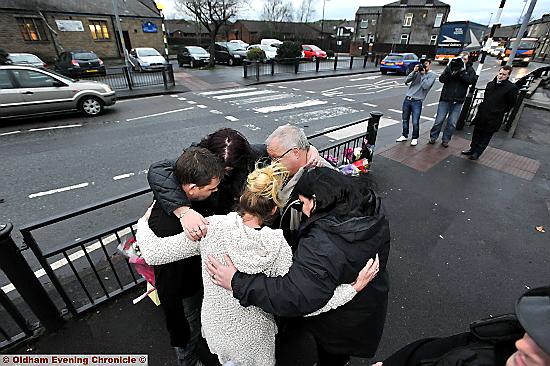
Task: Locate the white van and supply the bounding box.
[261,39,282,48]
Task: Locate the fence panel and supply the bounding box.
[86,66,173,90]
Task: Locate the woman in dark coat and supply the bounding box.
[206,167,391,365]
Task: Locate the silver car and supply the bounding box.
[128,47,168,71]
[0,65,116,119]
[8,53,48,68]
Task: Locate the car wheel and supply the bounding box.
[311,56,317,62]
[190,59,195,68]
[381,70,387,75]
[228,57,235,66]
[79,96,104,116]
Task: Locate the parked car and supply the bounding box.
[214,42,247,66]
[0,65,116,119]
[128,47,168,71]
[490,47,505,58]
[301,45,327,62]
[246,44,278,61]
[8,53,47,68]
[261,39,282,48]
[54,50,106,78]
[379,53,420,75]
[229,40,249,48]
[177,46,210,68]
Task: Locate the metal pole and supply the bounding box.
[0,223,63,332]
[112,0,130,68]
[321,0,326,49]
[456,0,506,130]
[504,0,537,65]
[159,9,169,60]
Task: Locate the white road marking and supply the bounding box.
[342,97,356,102]
[482,68,492,72]
[420,115,435,121]
[363,102,378,107]
[277,86,287,89]
[254,99,327,113]
[376,87,395,93]
[29,182,90,198]
[197,105,207,109]
[126,107,194,121]
[243,124,261,131]
[117,95,164,103]
[292,88,300,91]
[113,173,135,180]
[28,124,81,132]
[0,130,22,136]
[324,117,399,140]
[305,91,316,94]
[388,108,403,114]
[225,116,239,121]
[170,94,179,97]
[282,106,359,125]
[436,87,443,92]
[210,110,223,114]
[187,100,197,104]
[213,90,276,100]
[199,87,256,96]
[350,75,382,81]
[178,97,187,101]
[234,93,293,105]
[426,102,439,107]
[1,228,132,295]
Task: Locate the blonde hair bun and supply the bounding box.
[246,163,288,207]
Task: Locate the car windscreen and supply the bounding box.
[187,47,208,54]
[309,45,321,51]
[137,49,161,57]
[260,45,277,52]
[226,43,246,51]
[74,53,98,60]
[384,55,404,61]
[9,54,42,63]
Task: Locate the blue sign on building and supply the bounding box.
[142,21,158,33]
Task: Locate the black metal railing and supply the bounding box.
[87,65,176,91]
[243,55,379,81]
[0,113,382,350]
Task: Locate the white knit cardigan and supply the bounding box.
[136,212,357,366]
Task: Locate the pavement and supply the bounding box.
[5,65,550,366]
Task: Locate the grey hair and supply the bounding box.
[265,124,310,151]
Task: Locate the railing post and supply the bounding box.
[0,223,63,332]
[368,112,383,162]
[503,87,528,133]
[255,61,260,81]
[271,60,275,76]
[122,66,133,90]
[161,67,168,90]
[243,62,248,78]
[294,58,299,74]
[334,54,338,71]
[375,54,379,67]
[456,84,476,130]
[349,56,354,69]
[363,55,368,68]
[316,57,320,72]
[169,64,175,86]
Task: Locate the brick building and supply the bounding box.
[0,0,164,63]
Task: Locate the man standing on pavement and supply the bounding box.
[429,53,476,147]
[461,65,518,160]
[396,58,437,146]
[147,147,224,366]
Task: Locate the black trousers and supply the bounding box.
[470,128,494,158]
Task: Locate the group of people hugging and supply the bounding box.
[135,125,550,366]
[135,125,390,366]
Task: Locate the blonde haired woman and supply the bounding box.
[136,163,379,366]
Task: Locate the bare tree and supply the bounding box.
[261,0,294,22]
[295,0,317,23]
[174,0,247,67]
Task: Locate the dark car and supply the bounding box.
[54,50,106,78]
[177,46,211,68]
[379,53,420,75]
[214,42,247,66]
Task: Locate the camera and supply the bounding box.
[417,63,424,72]
[449,57,465,72]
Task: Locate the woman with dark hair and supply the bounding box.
[206,167,391,366]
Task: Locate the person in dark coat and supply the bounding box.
[429,53,477,147]
[462,65,518,160]
[205,167,391,366]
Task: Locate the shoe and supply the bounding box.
[441,141,449,148]
[461,150,474,155]
[410,139,418,146]
[396,136,408,142]
[428,139,436,144]
[469,155,479,160]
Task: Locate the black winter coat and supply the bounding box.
[232,191,390,357]
[473,78,518,133]
[438,62,477,102]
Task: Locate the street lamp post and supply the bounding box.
[155,1,169,60]
[111,0,130,68]
[321,0,328,49]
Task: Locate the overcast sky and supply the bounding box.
[162,0,549,26]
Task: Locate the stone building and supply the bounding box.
[0,0,164,63]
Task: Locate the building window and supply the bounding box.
[430,35,438,45]
[17,17,48,41]
[371,19,377,26]
[360,20,368,29]
[434,13,444,28]
[403,13,413,27]
[400,34,409,44]
[368,34,375,43]
[89,19,110,40]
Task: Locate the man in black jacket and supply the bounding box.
[429,53,477,147]
[147,147,223,366]
[461,65,518,160]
